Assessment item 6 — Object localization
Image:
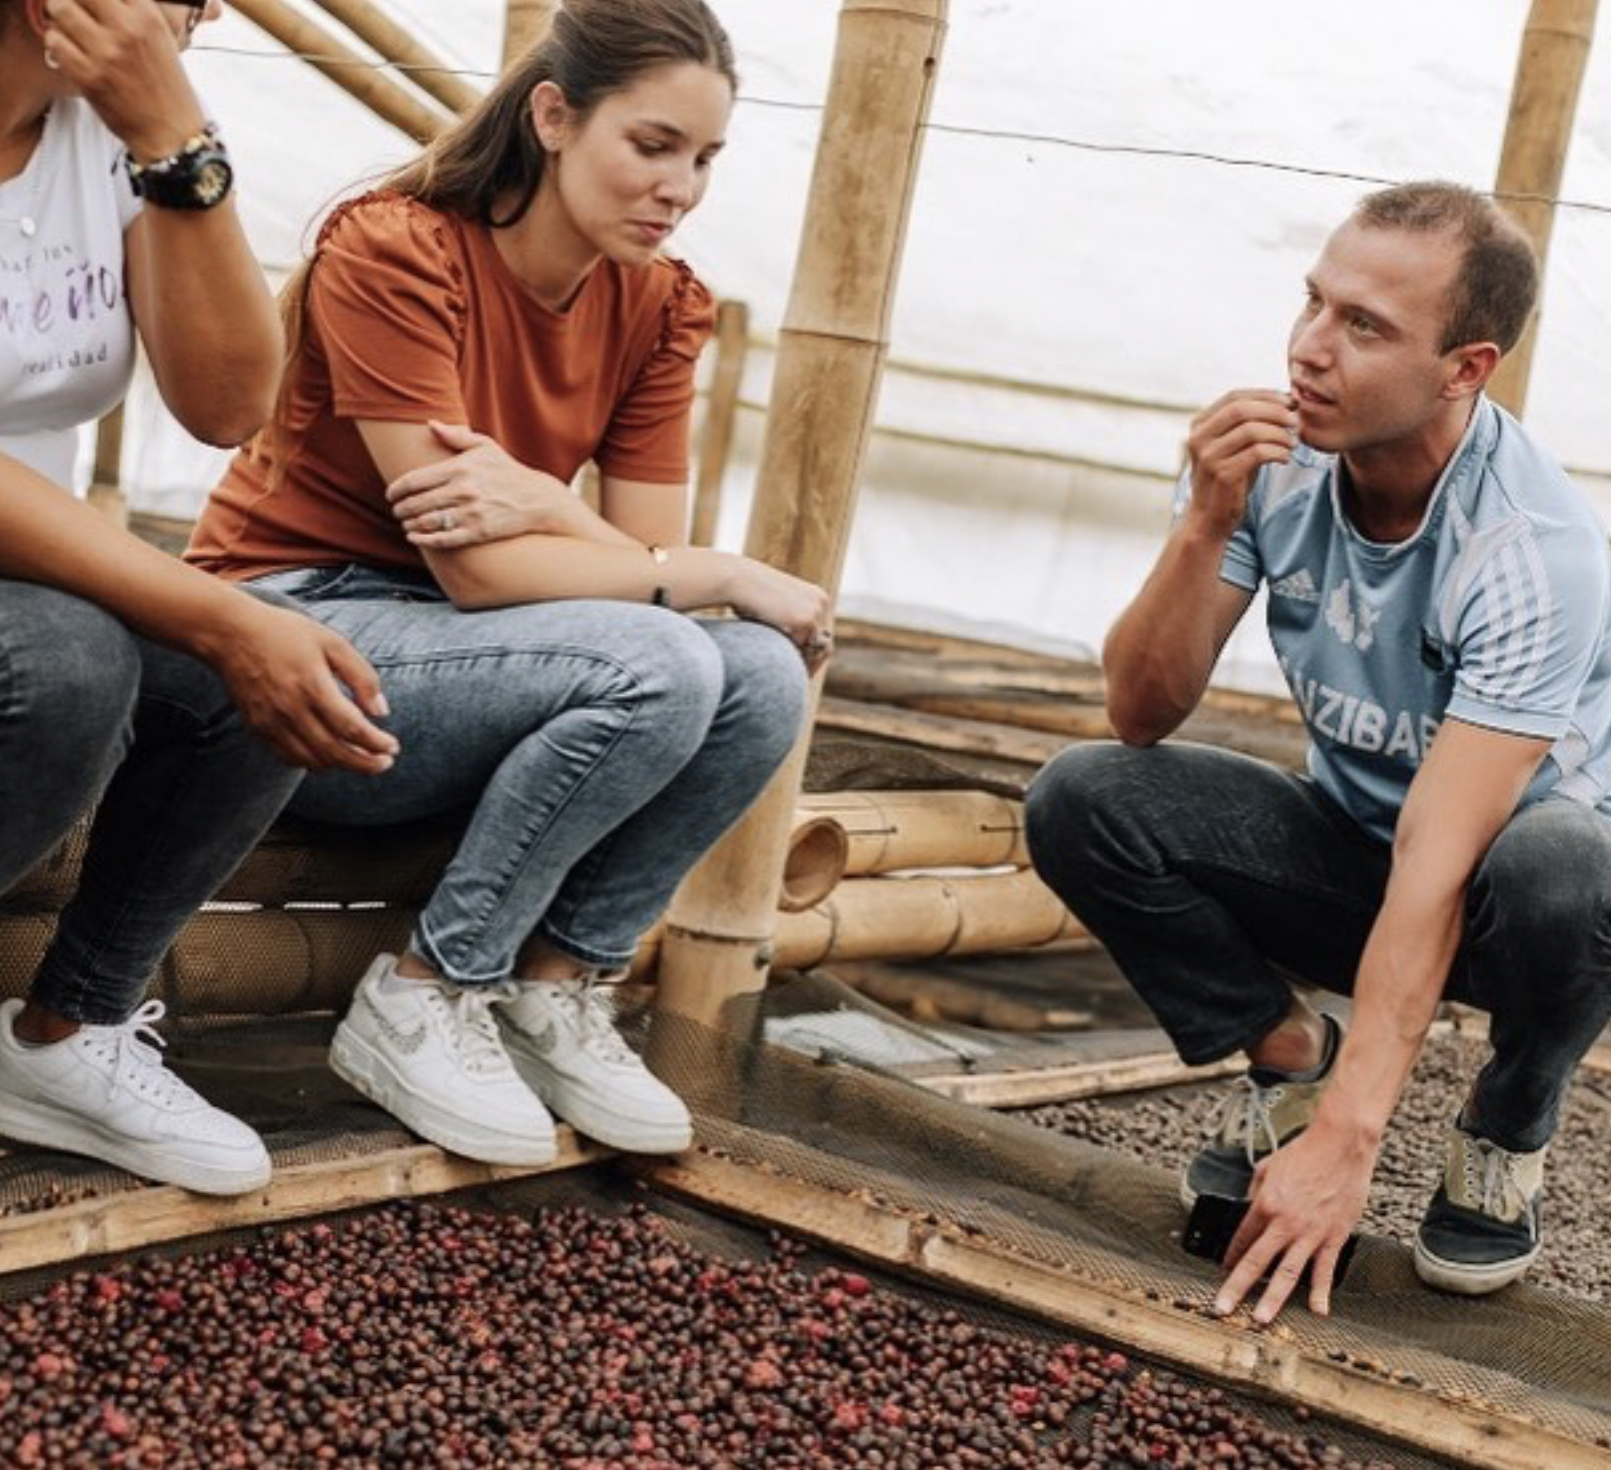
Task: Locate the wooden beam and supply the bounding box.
[311,0,484,115]
[646,1149,1611,1470]
[918,1051,1245,1108]
[0,1130,606,1275]
[655,0,951,1029]
[230,0,453,144]
[1488,0,1598,416]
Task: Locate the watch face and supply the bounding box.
[195,156,233,206]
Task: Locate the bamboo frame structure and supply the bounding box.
[689,300,750,546]
[654,0,950,1028]
[231,0,452,143]
[1488,0,1598,416]
[0,1131,605,1275]
[311,0,483,116]
[504,0,557,65]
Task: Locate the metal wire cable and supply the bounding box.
[190,43,1611,219]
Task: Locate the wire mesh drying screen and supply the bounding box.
[631,973,1611,1456]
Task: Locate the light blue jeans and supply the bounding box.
[252,565,809,983]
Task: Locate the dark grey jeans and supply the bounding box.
[0,581,302,1024]
[1025,741,1611,1153]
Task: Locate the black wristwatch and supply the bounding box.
[124,123,234,211]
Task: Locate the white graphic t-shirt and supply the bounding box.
[1176,398,1611,842]
[0,100,142,491]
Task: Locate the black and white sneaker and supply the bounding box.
[1181,1013,1342,1207]
[1414,1123,1545,1296]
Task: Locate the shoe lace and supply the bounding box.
[556,977,636,1066]
[1461,1137,1530,1220]
[426,983,516,1078]
[1211,1075,1285,1166]
[82,1000,194,1109]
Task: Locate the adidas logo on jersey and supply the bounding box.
[1270,569,1321,604]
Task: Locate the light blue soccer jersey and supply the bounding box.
[1189,398,1611,842]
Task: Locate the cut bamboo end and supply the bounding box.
[779,815,850,913]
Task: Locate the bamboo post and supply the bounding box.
[652,0,949,1028]
[230,0,452,144]
[689,299,750,547]
[310,0,484,116]
[1488,0,1597,416]
[504,0,557,66]
[86,402,128,526]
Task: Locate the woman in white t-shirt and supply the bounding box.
[0,0,396,1194]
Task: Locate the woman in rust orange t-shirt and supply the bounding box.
[189,0,830,1169]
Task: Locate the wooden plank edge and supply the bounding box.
[925,1019,1460,1109]
[917,1052,1246,1108]
[0,1129,610,1275]
[642,1150,1610,1470]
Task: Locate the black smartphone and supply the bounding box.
[1182,1192,1359,1290]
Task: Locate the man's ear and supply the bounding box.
[528,80,574,154]
[1443,341,1502,401]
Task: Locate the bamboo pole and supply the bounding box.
[639,868,1087,976]
[689,300,750,546]
[653,0,949,1028]
[311,0,484,116]
[504,0,556,66]
[799,790,1028,874]
[86,402,128,526]
[1488,0,1598,417]
[230,0,453,144]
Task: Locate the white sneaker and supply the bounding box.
[497,976,692,1154]
[330,954,557,1167]
[0,999,271,1196]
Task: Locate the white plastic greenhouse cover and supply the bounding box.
[113,0,1611,689]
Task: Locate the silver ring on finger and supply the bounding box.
[438,510,455,533]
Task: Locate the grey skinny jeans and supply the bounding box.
[1026,741,1611,1153]
[253,565,808,982]
[0,580,302,1024]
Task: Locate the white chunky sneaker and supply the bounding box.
[330,954,556,1167]
[0,998,271,1196]
[498,976,692,1154]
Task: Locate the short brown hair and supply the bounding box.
[1353,181,1538,355]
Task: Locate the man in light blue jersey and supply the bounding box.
[1026,181,1611,1323]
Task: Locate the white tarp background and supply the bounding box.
[117,0,1611,687]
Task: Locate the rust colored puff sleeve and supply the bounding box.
[307,193,472,427]
[594,261,717,485]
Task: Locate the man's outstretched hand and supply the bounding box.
[1214,1120,1375,1323]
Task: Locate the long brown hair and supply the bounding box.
[266,0,735,459]
[387,0,734,229]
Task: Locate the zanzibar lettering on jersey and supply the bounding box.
[1280,655,1441,764]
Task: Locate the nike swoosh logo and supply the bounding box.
[361,990,428,1055]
